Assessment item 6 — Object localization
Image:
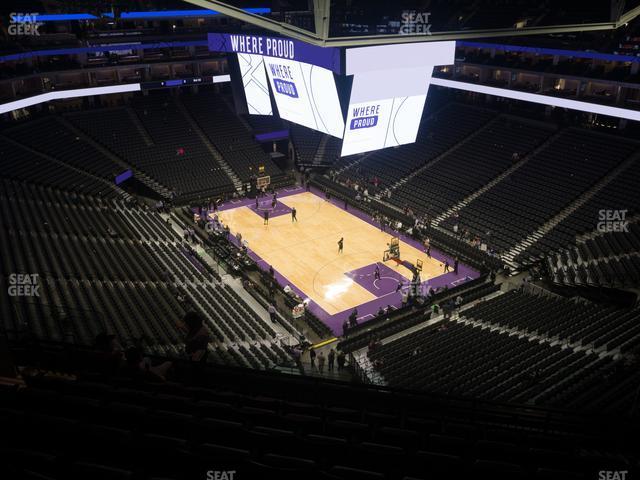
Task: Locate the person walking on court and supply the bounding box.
[444,260,450,272]
[309,348,316,369]
[338,237,344,253]
[317,351,326,374]
[328,349,336,372]
[292,207,297,222]
[348,308,358,328]
[264,210,269,225]
[374,264,381,281]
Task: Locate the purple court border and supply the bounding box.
[205,185,480,336]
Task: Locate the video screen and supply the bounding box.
[263,57,345,138]
[237,52,273,116]
[341,41,455,155]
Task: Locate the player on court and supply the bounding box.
[291,207,297,222]
[374,264,381,281]
[338,237,344,253]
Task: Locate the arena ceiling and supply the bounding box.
[183,0,640,47]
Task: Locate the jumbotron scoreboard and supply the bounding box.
[208,33,456,156]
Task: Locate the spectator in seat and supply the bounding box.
[106,226,118,238]
[455,295,463,312]
[178,312,211,362]
[123,347,172,382]
[348,308,358,328]
[93,333,124,374]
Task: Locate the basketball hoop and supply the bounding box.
[383,236,400,262]
[257,175,271,190]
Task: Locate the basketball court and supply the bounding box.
[215,186,479,334]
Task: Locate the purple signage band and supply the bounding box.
[273,79,299,98]
[115,169,133,185]
[351,116,378,130]
[208,33,342,74]
[254,129,290,142]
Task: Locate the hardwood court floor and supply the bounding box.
[218,191,446,315]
